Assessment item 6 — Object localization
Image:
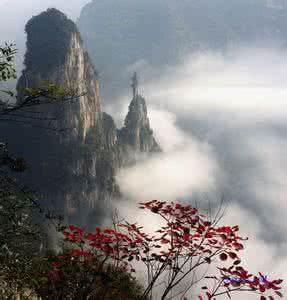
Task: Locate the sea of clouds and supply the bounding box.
[107,45,287,299]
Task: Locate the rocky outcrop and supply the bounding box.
[14,9,160,228]
[119,95,160,153]
[17,8,101,141]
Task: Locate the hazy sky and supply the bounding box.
[0,0,90,19]
[0,0,90,40]
[0,0,91,86]
[0,0,90,45]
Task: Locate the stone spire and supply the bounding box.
[131,72,139,98]
[119,75,161,152]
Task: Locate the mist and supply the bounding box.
[108,45,287,299]
[117,110,217,201]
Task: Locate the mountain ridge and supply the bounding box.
[13,8,160,227]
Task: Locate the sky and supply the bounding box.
[1,1,287,299]
[0,0,89,20]
[0,0,90,42]
[0,0,90,78]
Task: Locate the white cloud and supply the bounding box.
[116,109,217,202]
[218,204,287,300]
[113,45,287,299]
[141,46,287,123]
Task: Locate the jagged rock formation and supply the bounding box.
[119,95,160,153]
[14,9,160,227]
[17,8,101,141]
[119,72,160,154]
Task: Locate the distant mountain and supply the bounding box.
[78,0,287,102]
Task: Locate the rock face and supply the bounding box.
[119,95,160,153]
[18,8,101,141]
[14,9,160,227]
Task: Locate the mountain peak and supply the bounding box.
[24,8,79,74]
[119,79,160,152]
[18,9,101,140]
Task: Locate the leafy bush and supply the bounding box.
[30,251,148,299]
[0,43,17,81]
[35,200,283,299]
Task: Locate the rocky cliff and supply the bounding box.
[17,8,101,141]
[15,8,160,227]
[119,95,160,153]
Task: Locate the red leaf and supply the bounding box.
[275,291,283,298]
[204,221,211,226]
[52,261,61,268]
[228,252,238,259]
[232,225,239,231]
[259,285,266,293]
[161,238,169,244]
[219,253,228,261]
[273,279,283,284]
[183,233,190,241]
[233,243,244,250]
[70,248,82,257]
[151,207,159,213]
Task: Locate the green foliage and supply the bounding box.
[24,8,79,74]
[30,252,148,300]
[0,39,82,298]
[1,80,82,123]
[0,43,17,81]
[21,81,79,99]
[0,144,44,298]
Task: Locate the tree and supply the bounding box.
[39,200,283,300]
[0,43,17,81]
[0,41,82,298]
[31,251,148,299]
[0,143,44,298]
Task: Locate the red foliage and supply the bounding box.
[48,200,283,299]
